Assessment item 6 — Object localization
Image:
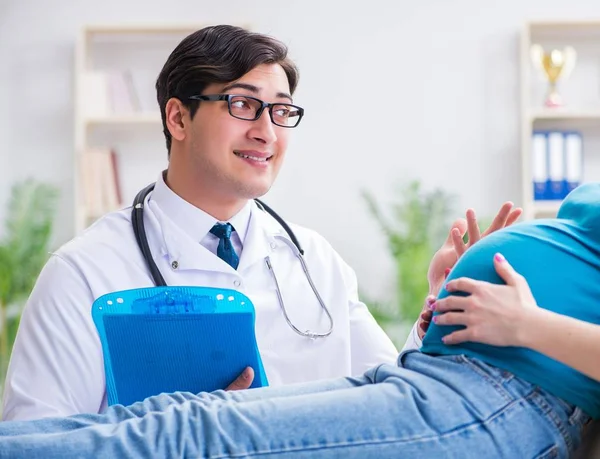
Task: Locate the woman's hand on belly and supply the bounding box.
[431,253,538,347]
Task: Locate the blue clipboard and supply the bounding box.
[91,286,269,407]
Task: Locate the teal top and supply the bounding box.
[421,183,600,419]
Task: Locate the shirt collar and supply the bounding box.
[150,171,252,245]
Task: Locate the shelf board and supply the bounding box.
[84,24,214,35]
[528,20,600,29]
[85,112,162,126]
[530,108,600,121]
[527,20,600,39]
[532,201,562,216]
[83,23,253,36]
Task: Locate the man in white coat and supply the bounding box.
[2,24,519,421]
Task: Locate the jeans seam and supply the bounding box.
[568,406,589,427]
[528,389,572,452]
[535,444,559,459]
[367,363,386,384]
[200,395,530,458]
[568,407,579,426]
[453,355,513,404]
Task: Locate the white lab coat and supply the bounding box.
[2,177,398,421]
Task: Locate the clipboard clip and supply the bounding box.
[131,289,217,314]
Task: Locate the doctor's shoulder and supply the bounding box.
[284,221,357,280]
[57,208,136,258]
[46,208,144,290]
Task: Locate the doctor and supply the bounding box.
[2,24,519,422]
[2,24,403,421]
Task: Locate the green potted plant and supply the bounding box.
[361,180,455,344]
[0,179,59,389]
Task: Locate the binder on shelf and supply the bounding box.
[531,130,584,202]
[547,131,566,200]
[532,131,548,201]
[564,131,583,194]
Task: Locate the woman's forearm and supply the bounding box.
[519,308,600,382]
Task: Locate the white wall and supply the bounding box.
[2,0,600,304]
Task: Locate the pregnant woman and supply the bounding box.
[1,183,599,458]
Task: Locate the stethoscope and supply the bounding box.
[132,182,334,339]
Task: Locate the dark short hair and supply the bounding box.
[156,24,300,153]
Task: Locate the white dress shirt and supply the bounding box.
[166,179,251,259]
[402,321,423,352]
[2,172,398,421]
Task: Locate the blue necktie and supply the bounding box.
[209,223,239,270]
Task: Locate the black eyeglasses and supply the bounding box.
[188,94,304,128]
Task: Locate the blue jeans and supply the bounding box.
[0,351,590,458]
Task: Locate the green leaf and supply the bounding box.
[362,180,456,330]
[0,178,59,392]
[1,179,58,303]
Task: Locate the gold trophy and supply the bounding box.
[530,44,577,107]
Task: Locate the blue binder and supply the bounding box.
[91,286,269,407]
[532,131,549,200]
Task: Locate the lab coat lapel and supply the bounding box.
[237,202,281,272]
[160,218,236,274]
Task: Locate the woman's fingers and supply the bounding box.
[433,311,467,327]
[432,296,471,313]
[442,329,471,345]
[444,218,468,244]
[451,228,466,256]
[450,203,522,259]
[492,253,523,287]
[444,277,484,294]
[466,209,481,245]
[505,208,523,226]
[482,202,514,236]
[417,294,436,338]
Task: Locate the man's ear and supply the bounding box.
[165,98,187,143]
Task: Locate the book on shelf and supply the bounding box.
[531,130,583,201]
[80,148,122,220]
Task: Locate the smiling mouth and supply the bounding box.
[233,152,273,162]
